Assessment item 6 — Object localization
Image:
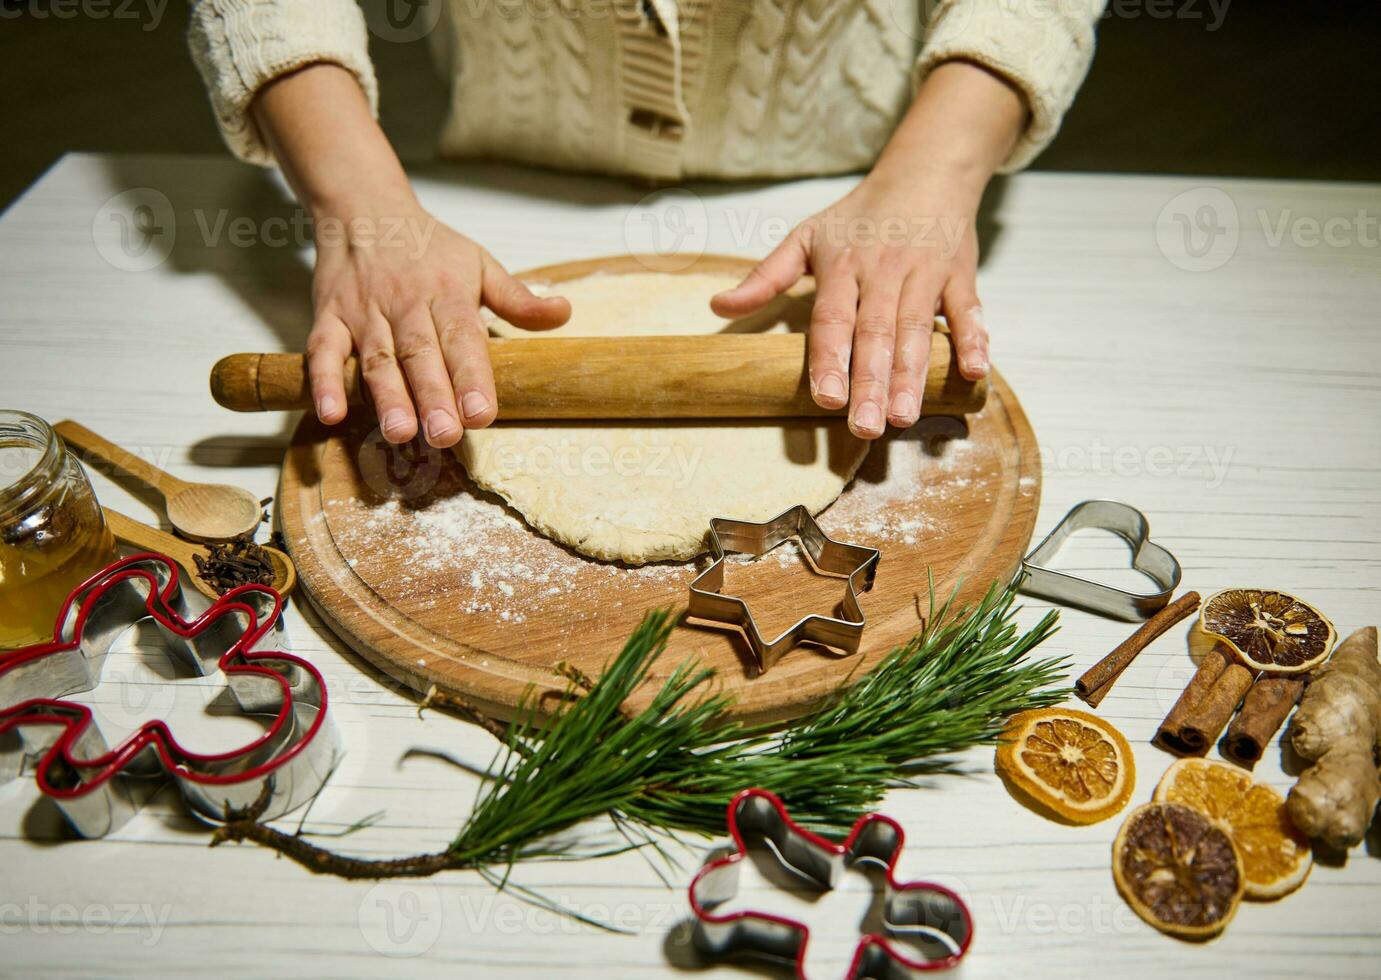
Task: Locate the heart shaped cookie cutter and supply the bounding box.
[0,554,336,838]
[1018,499,1182,621]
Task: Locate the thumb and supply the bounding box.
[710,226,810,318]
[481,251,572,331]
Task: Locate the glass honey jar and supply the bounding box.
[0,410,120,650]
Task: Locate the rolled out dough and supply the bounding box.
[459,271,868,563]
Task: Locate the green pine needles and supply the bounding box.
[214,579,1065,880]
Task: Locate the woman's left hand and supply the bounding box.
[710,173,988,439]
[711,60,1027,440]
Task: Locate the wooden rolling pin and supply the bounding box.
[210,333,986,420]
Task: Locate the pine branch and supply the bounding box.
[617,580,1065,836]
[218,579,1067,879]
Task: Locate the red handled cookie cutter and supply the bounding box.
[689,788,973,978]
[0,554,337,838]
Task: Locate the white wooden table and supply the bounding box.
[2,154,1379,977]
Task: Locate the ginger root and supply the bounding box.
[1286,627,1381,850]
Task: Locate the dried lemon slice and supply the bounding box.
[1155,758,1312,900]
[996,708,1135,824]
[1114,802,1245,940]
[1193,588,1335,674]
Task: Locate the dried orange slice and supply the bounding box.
[1193,588,1335,674]
[1155,758,1312,900]
[995,707,1135,824]
[1113,802,1245,939]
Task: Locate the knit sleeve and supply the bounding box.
[187,0,378,166]
[913,0,1106,173]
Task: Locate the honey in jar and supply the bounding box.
[0,410,121,650]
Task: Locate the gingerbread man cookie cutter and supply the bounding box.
[689,788,973,977]
[0,554,337,838]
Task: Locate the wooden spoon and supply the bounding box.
[104,507,296,600]
[55,420,263,542]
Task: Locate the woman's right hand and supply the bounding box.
[307,198,570,448]
[253,63,568,448]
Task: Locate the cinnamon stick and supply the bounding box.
[1076,591,1202,707]
[1180,662,1256,751]
[1154,646,1251,756]
[1221,675,1307,767]
[1153,648,1230,754]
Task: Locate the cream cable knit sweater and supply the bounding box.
[189,0,1105,181]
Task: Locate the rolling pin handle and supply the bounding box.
[210,353,266,412]
[211,353,358,413]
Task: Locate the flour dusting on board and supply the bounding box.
[328,486,687,624]
[818,424,994,544]
[327,421,995,625]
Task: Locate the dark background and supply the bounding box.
[1,0,1378,210]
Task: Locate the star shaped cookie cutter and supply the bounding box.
[687,505,880,673]
[0,554,337,838]
[689,788,974,977]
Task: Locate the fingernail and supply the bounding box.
[853,403,882,433]
[381,409,410,439]
[965,356,989,377]
[889,392,918,422]
[461,391,491,419]
[316,395,337,420]
[426,410,457,442]
[817,374,846,402]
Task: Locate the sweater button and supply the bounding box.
[629,109,684,140]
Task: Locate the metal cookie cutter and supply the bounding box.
[0,554,337,838]
[690,788,973,977]
[688,505,880,673]
[1019,499,1182,621]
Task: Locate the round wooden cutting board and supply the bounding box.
[279,254,1040,724]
